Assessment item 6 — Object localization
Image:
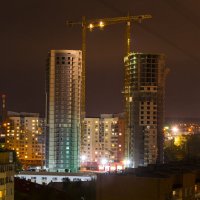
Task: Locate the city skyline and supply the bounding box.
[1,0,200,118]
[1,1,200,199]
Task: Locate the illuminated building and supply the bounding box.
[0,150,14,200]
[124,53,168,167]
[46,50,82,172]
[5,112,45,167]
[15,171,93,185]
[81,114,125,167]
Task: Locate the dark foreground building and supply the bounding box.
[0,150,15,200]
[124,53,168,167]
[96,162,200,200]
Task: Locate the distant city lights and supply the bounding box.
[172,127,179,133]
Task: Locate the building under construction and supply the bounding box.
[124,53,168,167]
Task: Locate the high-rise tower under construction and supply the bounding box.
[124,53,168,167]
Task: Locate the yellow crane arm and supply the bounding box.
[66,14,152,29]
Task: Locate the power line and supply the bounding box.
[163,0,200,30]
[137,23,200,64]
[95,0,200,64]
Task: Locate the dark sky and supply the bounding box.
[1,0,200,118]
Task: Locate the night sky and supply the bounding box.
[1,0,200,118]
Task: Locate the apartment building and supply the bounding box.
[81,114,125,167]
[5,112,45,167]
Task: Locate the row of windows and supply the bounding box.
[139,87,157,91]
[0,177,13,185]
[141,101,157,105]
[141,106,157,110]
[0,165,14,172]
[141,121,157,124]
[56,61,71,65]
[56,56,72,60]
[141,116,157,119]
[141,111,157,115]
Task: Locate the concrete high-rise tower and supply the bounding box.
[46,50,82,172]
[124,53,168,167]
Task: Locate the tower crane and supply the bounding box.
[66,14,152,117]
[66,14,152,162]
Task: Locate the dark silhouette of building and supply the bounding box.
[96,162,200,200]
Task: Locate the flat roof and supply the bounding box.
[17,171,95,177]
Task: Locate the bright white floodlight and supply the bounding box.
[101,158,108,165]
[172,127,179,133]
[123,159,131,166]
[80,155,86,162]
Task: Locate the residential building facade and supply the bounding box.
[5,112,45,167]
[81,114,125,166]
